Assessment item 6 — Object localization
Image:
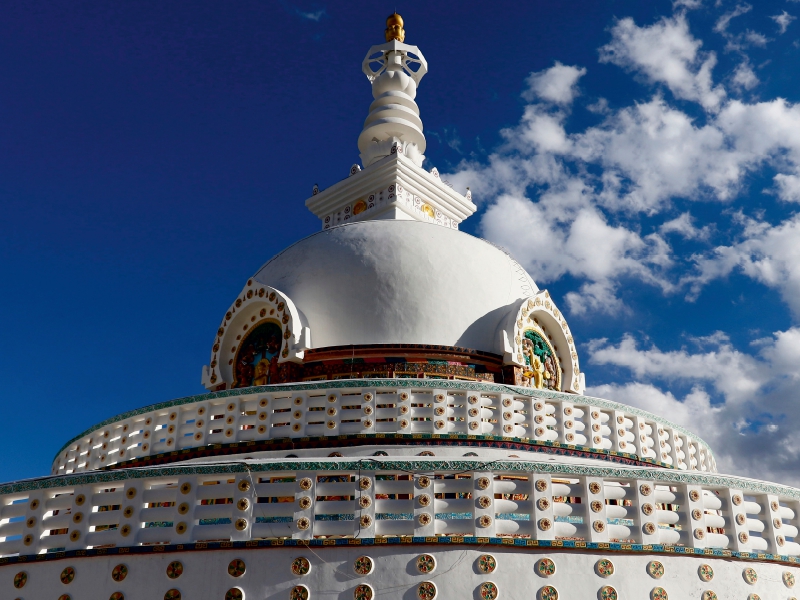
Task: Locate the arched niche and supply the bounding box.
[497,291,584,394]
[201,279,310,390]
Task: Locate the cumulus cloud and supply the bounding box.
[443,9,800,483]
[586,328,800,484]
[599,14,726,110]
[479,93,800,216]
[477,188,673,316]
[523,62,587,105]
[587,332,763,401]
[660,212,712,240]
[774,173,800,201]
[771,11,797,34]
[731,61,759,90]
[570,98,740,212]
[445,14,800,310]
[445,96,677,313]
[686,212,800,318]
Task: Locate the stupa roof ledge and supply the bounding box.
[305,150,476,229]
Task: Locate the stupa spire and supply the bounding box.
[358,14,428,168]
[305,15,475,229]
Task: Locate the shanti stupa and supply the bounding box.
[3,14,800,600]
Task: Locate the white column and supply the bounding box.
[633,480,660,545]
[531,474,555,541]
[355,471,376,539]
[583,477,609,543]
[683,484,708,549]
[294,472,316,541]
[231,474,255,542]
[414,474,436,537]
[473,472,496,538]
[724,487,750,552]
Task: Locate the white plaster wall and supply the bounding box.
[253,220,538,353]
[3,545,797,600]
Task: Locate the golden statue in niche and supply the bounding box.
[520,329,561,391]
[253,358,270,386]
[233,320,283,388]
[522,338,546,389]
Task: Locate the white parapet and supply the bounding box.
[4,459,800,558]
[51,380,716,475]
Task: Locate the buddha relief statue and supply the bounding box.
[522,337,546,389]
[253,358,270,386]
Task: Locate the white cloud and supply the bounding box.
[714,3,752,34]
[296,8,325,21]
[673,0,704,9]
[523,62,587,105]
[586,98,611,114]
[446,41,800,311]
[587,332,763,400]
[774,173,800,201]
[570,98,739,212]
[771,11,797,34]
[442,7,800,484]
[686,211,800,317]
[660,212,712,240]
[600,15,726,110]
[731,61,759,90]
[743,30,769,47]
[509,106,572,154]
[570,96,800,213]
[586,328,800,484]
[716,99,800,161]
[565,281,627,316]
[713,4,773,52]
[478,190,673,315]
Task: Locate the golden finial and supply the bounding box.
[385,13,405,42]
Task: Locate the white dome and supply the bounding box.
[253,220,538,353]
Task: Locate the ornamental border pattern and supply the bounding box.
[1,536,799,569]
[99,433,670,472]
[54,379,713,459]
[3,459,796,499]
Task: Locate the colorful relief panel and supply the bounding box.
[302,359,495,383]
[520,329,560,391]
[233,321,283,388]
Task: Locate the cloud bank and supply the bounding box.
[445,5,800,484]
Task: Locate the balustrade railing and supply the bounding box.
[52,381,716,475]
[2,461,797,560]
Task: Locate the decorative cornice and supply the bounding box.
[12,457,794,499]
[1,536,798,569]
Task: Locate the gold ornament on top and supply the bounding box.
[385,13,405,42]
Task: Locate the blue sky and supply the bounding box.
[2,0,800,485]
